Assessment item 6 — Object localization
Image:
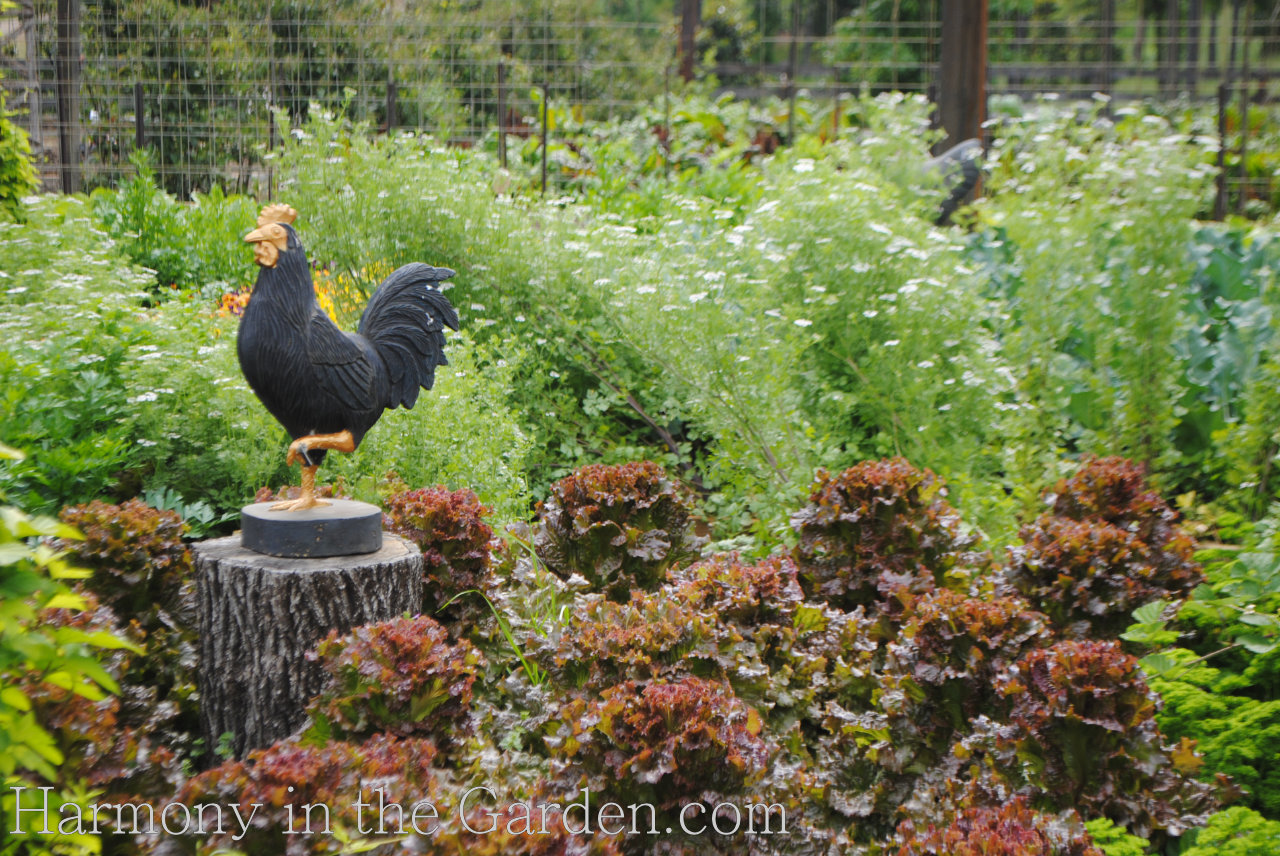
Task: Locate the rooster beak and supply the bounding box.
[245,223,288,268]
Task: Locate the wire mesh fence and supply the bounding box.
[2,2,1279,208]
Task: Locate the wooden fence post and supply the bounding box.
[1238,6,1251,215]
[497,59,507,170]
[55,0,82,194]
[787,0,801,143]
[679,0,700,83]
[386,77,398,133]
[1216,81,1228,220]
[134,82,145,150]
[937,0,987,151]
[540,82,548,196]
[21,0,42,154]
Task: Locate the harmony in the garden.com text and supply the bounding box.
[9,786,788,839]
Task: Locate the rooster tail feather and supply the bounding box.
[357,263,459,409]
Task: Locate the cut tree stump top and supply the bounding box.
[198,530,411,571]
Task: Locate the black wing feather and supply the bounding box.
[307,307,379,415]
[357,263,459,410]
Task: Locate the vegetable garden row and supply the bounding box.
[2,90,1280,854]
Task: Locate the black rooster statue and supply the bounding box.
[239,203,459,512]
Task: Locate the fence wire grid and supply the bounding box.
[2,1,1279,204]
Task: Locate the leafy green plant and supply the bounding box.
[272,95,1011,546]
[91,152,259,294]
[1124,537,1280,818]
[0,445,138,856]
[972,102,1219,507]
[1083,817,1149,856]
[1180,806,1280,856]
[0,90,39,223]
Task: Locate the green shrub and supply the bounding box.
[1122,532,1280,818]
[1084,817,1149,856]
[272,96,1010,546]
[324,332,534,524]
[972,102,1218,505]
[0,90,39,223]
[1150,673,1280,819]
[1181,807,1280,856]
[1176,224,1280,511]
[0,197,154,513]
[91,152,259,294]
[0,448,137,856]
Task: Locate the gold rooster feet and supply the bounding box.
[270,465,328,512]
[269,430,357,512]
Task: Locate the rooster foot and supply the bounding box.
[269,465,331,512]
[269,494,331,512]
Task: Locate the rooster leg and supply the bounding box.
[269,465,330,512]
[285,430,357,467]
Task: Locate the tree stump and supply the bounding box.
[193,535,423,757]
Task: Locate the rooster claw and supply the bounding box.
[270,495,331,512]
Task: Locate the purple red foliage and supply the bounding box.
[885,589,1046,746]
[533,462,703,600]
[57,498,190,621]
[895,799,1104,856]
[53,499,199,793]
[384,485,496,619]
[307,615,483,743]
[177,734,442,854]
[547,677,770,817]
[1005,458,1203,638]
[994,640,1220,837]
[790,459,986,613]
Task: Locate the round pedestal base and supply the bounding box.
[241,499,383,558]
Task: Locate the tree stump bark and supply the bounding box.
[193,535,423,757]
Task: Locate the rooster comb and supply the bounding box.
[257,203,298,227]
